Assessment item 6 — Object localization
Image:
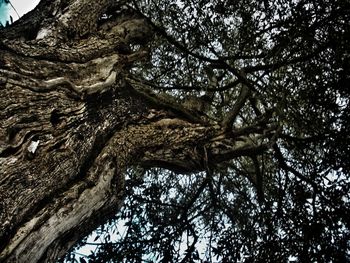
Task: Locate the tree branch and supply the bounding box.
[252,156,264,204]
[221,84,251,133]
[125,76,208,124]
[273,144,319,190]
[243,43,328,73]
[132,8,258,93]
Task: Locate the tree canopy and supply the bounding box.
[61,0,350,262]
[0,0,349,262]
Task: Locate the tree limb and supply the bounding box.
[221,84,251,133]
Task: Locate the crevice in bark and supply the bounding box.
[0,87,151,261]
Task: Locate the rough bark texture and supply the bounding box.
[0,1,275,261]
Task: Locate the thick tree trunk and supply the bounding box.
[0,1,273,261]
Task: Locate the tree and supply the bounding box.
[0,0,349,262]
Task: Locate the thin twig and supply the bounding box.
[221,84,251,132]
[9,0,20,19]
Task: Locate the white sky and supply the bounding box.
[9,0,40,19]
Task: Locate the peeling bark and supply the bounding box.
[0,1,278,261]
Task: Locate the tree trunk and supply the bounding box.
[0,1,273,261]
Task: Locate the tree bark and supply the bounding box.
[0,1,275,261]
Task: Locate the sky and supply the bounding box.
[0,0,40,26]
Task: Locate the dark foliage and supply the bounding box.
[63,0,350,262]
